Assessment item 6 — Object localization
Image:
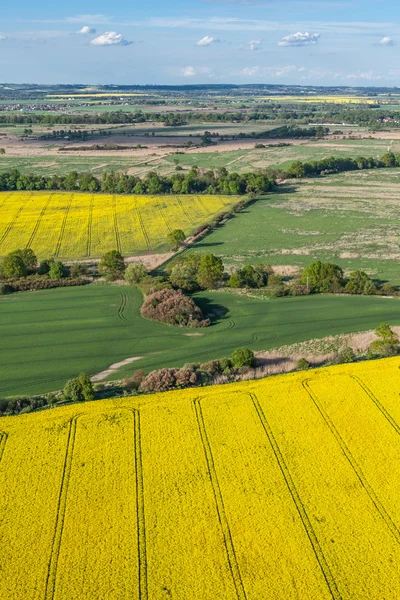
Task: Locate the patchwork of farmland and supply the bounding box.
[188,169,400,283]
[2,285,400,397]
[0,191,236,259]
[1,358,400,599]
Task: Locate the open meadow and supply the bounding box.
[2,135,400,179]
[1,284,400,397]
[1,357,400,599]
[0,191,237,259]
[187,169,400,283]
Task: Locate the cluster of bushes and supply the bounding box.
[285,151,400,178]
[0,249,88,294]
[140,288,210,328]
[130,347,255,393]
[300,261,396,296]
[0,167,275,196]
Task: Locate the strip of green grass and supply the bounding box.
[1,284,399,397]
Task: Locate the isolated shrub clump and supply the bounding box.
[369,323,399,358]
[297,358,310,370]
[139,366,198,393]
[231,347,255,368]
[140,288,210,328]
[63,373,94,402]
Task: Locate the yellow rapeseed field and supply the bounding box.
[1,357,400,599]
[0,191,236,259]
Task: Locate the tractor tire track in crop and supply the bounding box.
[113,196,122,253]
[86,195,94,257]
[194,398,247,600]
[44,414,81,600]
[133,409,148,600]
[0,192,13,212]
[350,375,400,437]
[196,196,212,216]
[176,196,195,226]
[118,293,130,323]
[303,380,400,545]
[251,393,342,600]
[26,193,53,250]
[159,203,172,233]
[136,203,151,251]
[54,194,74,257]
[0,432,8,464]
[0,205,24,249]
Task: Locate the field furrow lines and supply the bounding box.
[194,398,247,600]
[0,205,24,249]
[113,195,122,253]
[44,415,80,600]
[251,393,342,600]
[350,375,400,436]
[54,194,73,257]
[0,432,8,464]
[134,410,148,600]
[86,194,94,256]
[176,196,195,225]
[25,193,53,250]
[302,380,400,545]
[135,203,151,251]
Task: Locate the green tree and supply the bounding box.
[48,260,65,279]
[286,161,305,178]
[344,270,372,295]
[125,262,148,285]
[167,229,186,250]
[17,248,37,272]
[63,378,84,402]
[196,254,224,289]
[228,271,243,288]
[0,252,27,279]
[231,347,255,368]
[63,373,94,402]
[78,373,95,401]
[369,323,399,357]
[167,255,201,291]
[301,261,343,293]
[99,250,125,281]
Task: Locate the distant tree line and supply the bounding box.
[0,168,275,195]
[285,151,400,178]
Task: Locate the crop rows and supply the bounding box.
[0,191,236,259]
[1,359,400,598]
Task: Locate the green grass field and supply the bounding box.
[166,137,400,172]
[1,284,400,397]
[186,169,400,283]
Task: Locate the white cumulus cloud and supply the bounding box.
[182,66,196,77]
[78,26,96,35]
[197,36,220,46]
[278,32,320,47]
[246,40,262,51]
[380,36,394,46]
[91,31,132,46]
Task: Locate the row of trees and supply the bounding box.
[286,151,400,178]
[0,168,275,196]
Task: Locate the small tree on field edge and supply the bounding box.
[167,229,186,250]
[99,250,126,281]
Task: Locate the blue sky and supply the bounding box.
[1,1,400,86]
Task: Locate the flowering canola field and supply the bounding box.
[0,191,236,259]
[1,357,400,599]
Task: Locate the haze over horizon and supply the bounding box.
[1,0,400,86]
